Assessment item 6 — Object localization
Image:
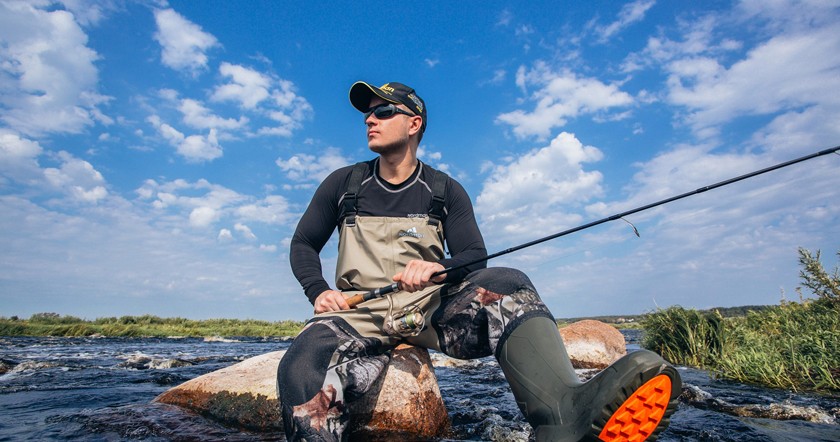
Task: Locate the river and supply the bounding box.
[1,332,838,441]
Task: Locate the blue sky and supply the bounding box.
[1,0,838,321]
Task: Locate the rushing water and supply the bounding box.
[1,332,838,441]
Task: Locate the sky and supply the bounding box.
[1,0,838,322]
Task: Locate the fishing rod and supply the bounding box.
[347,145,840,308]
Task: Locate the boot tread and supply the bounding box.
[597,374,672,442]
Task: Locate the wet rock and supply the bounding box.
[7,360,57,373]
[0,358,18,375]
[559,319,626,369]
[149,358,194,369]
[154,344,451,438]
[119,355,153,370]
[680,384,837,425]
[203,336,240,343]
[119,355,194,370]
[429,352,483,369]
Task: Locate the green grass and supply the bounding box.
[642,248,840,393]
[0,313,305,338]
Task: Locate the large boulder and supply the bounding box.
[559,319,627,369]
[154,344,450,438]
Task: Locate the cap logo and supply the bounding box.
[408,93,424,112]
[379,84,395,95]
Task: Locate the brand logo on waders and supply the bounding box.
[398,227,424,239]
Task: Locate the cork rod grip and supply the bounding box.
[347,283,400,308]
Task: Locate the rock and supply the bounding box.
[680,384,837,425]
[559,319,627,369]
[0,358,18,375]
[154,344,451,438]
[119,354,194,370]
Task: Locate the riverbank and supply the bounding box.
[0,314,305,338]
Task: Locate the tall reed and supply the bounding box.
[642,247,840,393]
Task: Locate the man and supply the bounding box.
[278,81,681,441]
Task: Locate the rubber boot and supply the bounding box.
[498,317,681,442]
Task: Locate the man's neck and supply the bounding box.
[378,149,418,184]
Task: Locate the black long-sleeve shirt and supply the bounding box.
[290,159,488,304]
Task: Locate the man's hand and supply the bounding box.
[314,289,350,314]
[393,260,447,293]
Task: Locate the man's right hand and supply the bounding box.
[314,289,350,314]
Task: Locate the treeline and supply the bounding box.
[0,313,305,338]
[643,248,840,393]
[557,305,772,328]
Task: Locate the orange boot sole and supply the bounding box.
[597,374,673,441]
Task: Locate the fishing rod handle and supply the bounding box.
[347,282,400,308]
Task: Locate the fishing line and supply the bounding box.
[347,145,840,308]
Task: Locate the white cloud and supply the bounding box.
[189,206,217,227]
[258,79,314,137]
[135,178,294,234]
[235,195,294,225]
[496,62,634,140]
[0,133,108,204]
[0,2,111,135]
[42,151,108,203]
[234,223,257,240]
[666,26,840,138]
[211,62,272,109]
[476,132,604,242]
[276,147,350,182]
[621,1,840,141]
[595,0,656,42]
[0,131,44,184]
[209,63,313,137]
[153,8,219,76]
[218,228,233,241]
[147,115,223,162]
[179,98,249,130]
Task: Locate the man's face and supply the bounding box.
[365,97,415,154]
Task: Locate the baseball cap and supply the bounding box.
[349,81,427,133]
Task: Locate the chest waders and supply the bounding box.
[334,162,449,341]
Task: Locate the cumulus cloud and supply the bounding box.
[211,63,313,137]
[276,147,350,183]
[42,151,108,203]
[179,98,249,130]
[476,132,604,241]
[621,1,840,141]
[234,223,257,240]
[211,63,272,109]
[0,131,44,184]
[235,195,294,225]
[0,2,111,136]
[153,8,219,76]
[496,62,634,140]
[665,26,840,138]
[0,132,108,203]
[147,115,223,162]
[259,79,314,137]
[136,178,293,232]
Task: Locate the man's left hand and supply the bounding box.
[393,260,447,293]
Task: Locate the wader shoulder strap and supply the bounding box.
[427,167,448,225]
[342,161,369,227]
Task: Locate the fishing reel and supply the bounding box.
[383,295,425,338]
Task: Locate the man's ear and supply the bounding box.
[408,115,423,137]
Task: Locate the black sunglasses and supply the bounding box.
[364,103,416,121]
